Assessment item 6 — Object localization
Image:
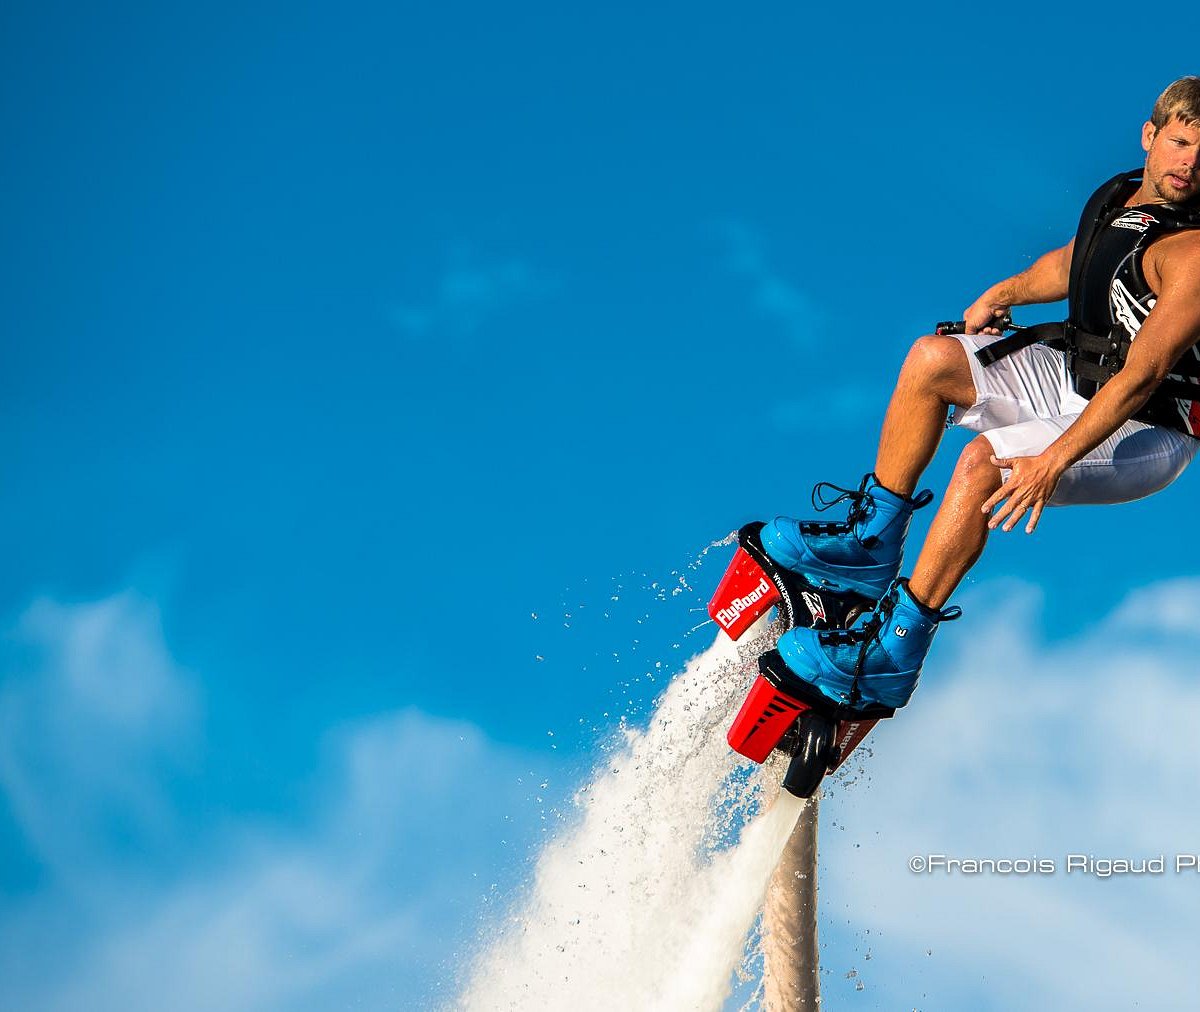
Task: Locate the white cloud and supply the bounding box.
[712,220,823,345]
[390,252,549,341]
[710,220,868,431]
[0,592,550,1012]
[1110,576,1200,638]
[817,579,1200,1009]
[0,593,198,879]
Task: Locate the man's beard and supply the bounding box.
[1152,170,1198,203]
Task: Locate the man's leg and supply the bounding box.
[760,334,979,598]
[771,432,996,712]
[907,435,1001,609]
[906,407,1200,610]
[766,339,1017,710]
[874,335,977,497]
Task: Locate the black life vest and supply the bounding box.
[978,169,1200,437]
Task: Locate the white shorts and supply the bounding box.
[949,331,1198,506]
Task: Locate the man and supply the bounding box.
[760,77,1200,711]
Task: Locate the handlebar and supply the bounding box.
[934,313,1016,336]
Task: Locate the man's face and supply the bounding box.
[1141,115,1200,203]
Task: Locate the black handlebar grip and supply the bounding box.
[934,314,1013,337]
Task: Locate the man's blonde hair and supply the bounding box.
[1151,77,1200,128]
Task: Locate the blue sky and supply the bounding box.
[3,2,1200,1008]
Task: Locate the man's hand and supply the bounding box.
[963,294,1010,336]
[982,452,1068,534]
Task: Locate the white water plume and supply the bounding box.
[459,619,806,1011]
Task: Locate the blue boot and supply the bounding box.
[775,580,961,709]
[760,474,934,600]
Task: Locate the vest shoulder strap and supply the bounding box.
[1067,169,1142,327]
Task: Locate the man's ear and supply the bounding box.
[1142,120,1157,153]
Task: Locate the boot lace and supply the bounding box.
[799,475,876,545]
[815,584,961,708]
[799,475,933,550]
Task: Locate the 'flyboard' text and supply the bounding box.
[715,577,773,629]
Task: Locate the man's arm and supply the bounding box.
[962,240,1075,334]
[984,231,1200,533]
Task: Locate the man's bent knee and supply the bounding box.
[952,436,1003,493]
[905,335,976,408]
